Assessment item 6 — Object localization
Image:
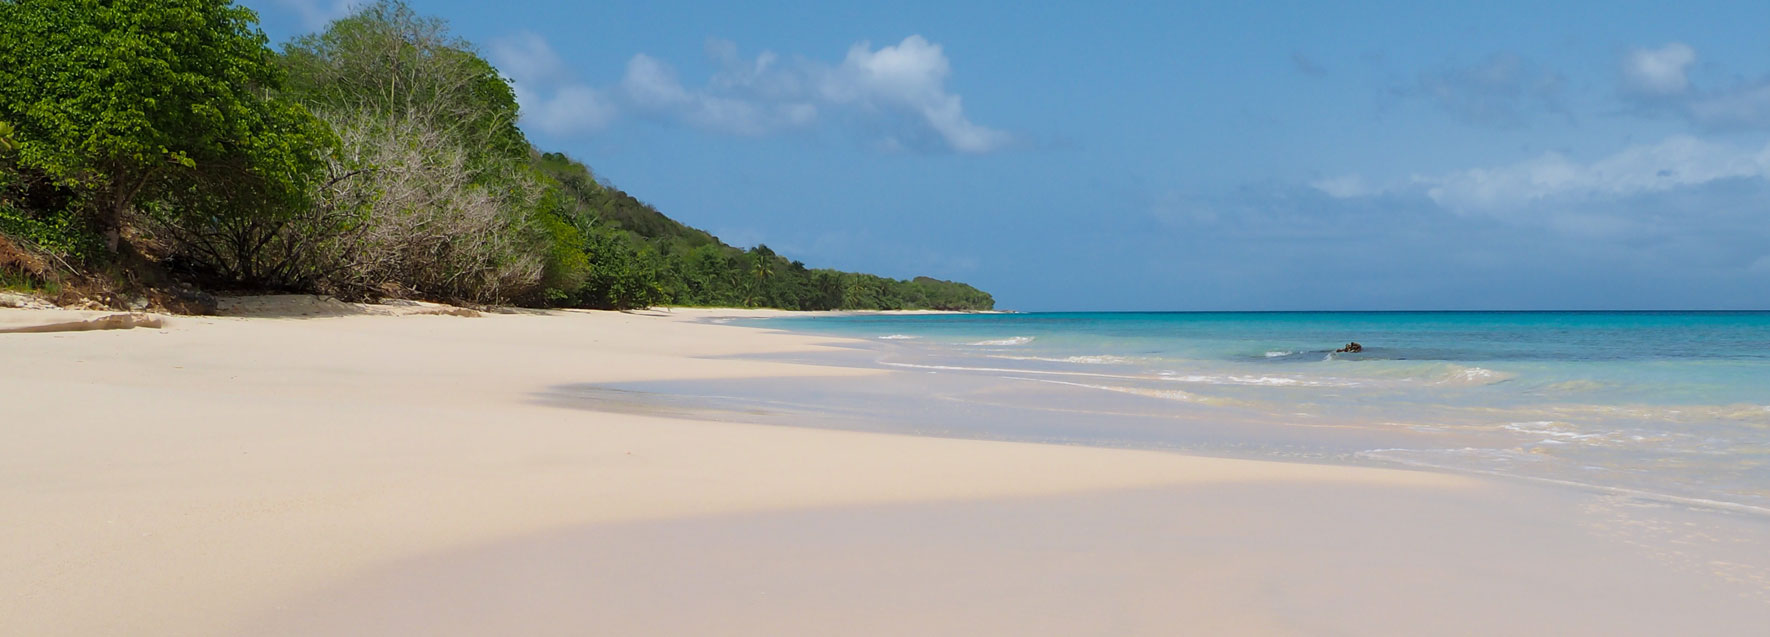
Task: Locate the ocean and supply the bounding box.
[567,311,1770,515]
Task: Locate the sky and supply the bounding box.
[245,0,1770,310]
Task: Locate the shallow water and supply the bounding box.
[570,312,1770,514]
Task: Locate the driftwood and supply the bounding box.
[0,313,164,334]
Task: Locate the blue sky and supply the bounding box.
[248,0,1770,310]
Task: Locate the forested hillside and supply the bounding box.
[0,0,993,312]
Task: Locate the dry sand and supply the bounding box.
[2,299,1767,635]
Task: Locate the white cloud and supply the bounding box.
[1621,43,1696,97]
[621,54,692,108]
[490,33,617,136]
[270,0,358,30]
[524,86,618,136]
[490,32,571,87]
[1616,42,1770,131]
[827,36,1011,153]
[1621,42,1770,130]
[1311,136,1770,249]
[614,36,1008,152]
[1417,135,1770,212]
[1310,175,1372,199]
[705,38,801,98]
[488,32,1009,152]
[618,53,817,137]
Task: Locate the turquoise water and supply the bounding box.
[744,312,1770,512]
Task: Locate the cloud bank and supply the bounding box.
[490,33,1011,153]
[1149,139,1770,309]
[1316,134,1770,212]
[1302,134,1770,283]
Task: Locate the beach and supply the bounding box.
[4,301,1769,635]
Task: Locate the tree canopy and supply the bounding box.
[0,0,330,245]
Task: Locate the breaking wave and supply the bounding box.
[970,336,1035,346]
[1434,365,1513,386]
[992,354,1137,365]
[1353,362,1517,387]
[1157,372,1356,387]
[880,361,1145,381]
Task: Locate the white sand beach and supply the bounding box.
[3,300,1767,636]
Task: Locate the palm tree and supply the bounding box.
[743,245,776,307]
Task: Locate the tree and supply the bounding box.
[0,0,330,251]
[270,0,548,302]
[279,0,528,170]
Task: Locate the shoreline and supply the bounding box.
[4,298,1768,635]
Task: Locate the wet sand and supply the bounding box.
[237,480,1770,637]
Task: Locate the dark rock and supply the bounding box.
[1336,342,1363,353]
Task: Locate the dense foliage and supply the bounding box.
[0,0,331,262]
[532,153,993,310]
[0,0,994,311]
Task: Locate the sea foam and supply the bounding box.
[1158,371,1355,387]
[992,354,1136,365]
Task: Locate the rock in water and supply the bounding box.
[1336,342,1363,353]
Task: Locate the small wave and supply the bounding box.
[993,354,1135,365]
[970,336,1034,346]
[1264,351,1294,358]
[1526,403,1770,427]
[1350,362,1516,387]
[1158,372,1355,387]
[1401,364,1515,386]
[1495,420,1689,448]
[1542,379,1607,393]
[1017,378,1199,403]
[882,361,1146,381]
[876,334,919,340]
[1501,421,1603,441]
[1435,366,1513,386]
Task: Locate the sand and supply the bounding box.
[3,299,1767,635]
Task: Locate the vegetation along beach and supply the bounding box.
[4,1,1769,635]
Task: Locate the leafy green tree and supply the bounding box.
[0,0,330,252]
[280,0,528,171]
